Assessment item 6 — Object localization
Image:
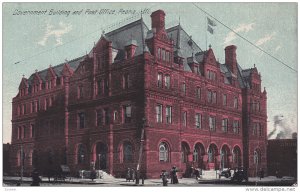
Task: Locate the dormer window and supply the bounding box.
[157,48,161,59]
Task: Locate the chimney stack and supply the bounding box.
[225,45,237,75]
[151,10,166,34]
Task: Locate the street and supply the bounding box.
[3,176,297,187]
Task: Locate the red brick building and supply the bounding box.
[10,10,267,178]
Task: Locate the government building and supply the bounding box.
[10,10,267,178]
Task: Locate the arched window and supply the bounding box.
[159,142,169,162]
[123,141,133,162]
[233,146,242,167]
[193,148,198,162]
[208,144,217,163]
[77,144,86,164]
[254,150,261,165]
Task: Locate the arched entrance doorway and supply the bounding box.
[193,143,205,169]
[220,145,230,170]
[95,142,108,170]
[232,146,242,168]
[181,142,191,163]
[207,144,218,170]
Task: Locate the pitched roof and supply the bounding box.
[27,56,84,86]
[105,19,149,59]
[166,25,203,71]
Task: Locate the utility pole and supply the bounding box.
[136,118,146,184]
[20,144,24,185]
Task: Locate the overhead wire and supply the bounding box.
[192,3,297,73]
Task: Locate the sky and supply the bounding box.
[2,2,298,144]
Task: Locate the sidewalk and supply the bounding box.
[3,176,297,186]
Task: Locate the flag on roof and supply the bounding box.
[207,25,214,34]
[207,17,217,27]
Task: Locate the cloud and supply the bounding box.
[255,32,276,46]
[38,21,72,46]
[224,23,255,44]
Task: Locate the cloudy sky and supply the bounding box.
[2,2,297,143]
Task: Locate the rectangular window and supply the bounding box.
[223,94,227,106]
[78,112,85,129]
[78,86,83,99]
[212,92,217,104]
[166,106,172,124]
[233,120,240,134]
[209,116,216,131]
[222,118,228,133]
[258,123,263,136]
[196,87,201,99]
[253,123,257,135]
[104,79,109,96]
[124,105,132,123]
[104,108,110,125]
[207,90,212,103]
[234,97,238,109]
[162,49,166,61]
[97,80,102,96]
[183,111,187,127]
[123,74,131,89]
[18,126,22,139]
[23,126,26,138]
[166,51,170,62]
[156,104,162,123]
[23,104,26,114]
[165,75,170,89]
[195,113,201,129]
[157,48,161,59]
[182,83,186,95]
[31,124,35,138]
[157,73,162,88]
[96,110,102,126]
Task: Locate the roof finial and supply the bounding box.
[209,44,212,49]
[102,29,105,35]
[179,16,181,25]
[22,74,25,78]
[254,63,256,68]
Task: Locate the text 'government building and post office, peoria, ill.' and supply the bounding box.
[10,9,267,178]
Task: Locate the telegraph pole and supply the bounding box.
[136,118,146,184]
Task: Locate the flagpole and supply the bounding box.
[205,16,207,51]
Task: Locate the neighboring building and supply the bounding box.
[10,10,267,178]
[267,139,297,178]
[3,143,11,175]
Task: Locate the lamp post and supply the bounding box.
[98,154,101,170]
[81,154,84,179]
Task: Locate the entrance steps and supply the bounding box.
[201,170,218,179]
[99,170,115,179]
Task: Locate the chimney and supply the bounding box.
[225,45,237,75]
[125,39,137,58]
[151,10,166,34]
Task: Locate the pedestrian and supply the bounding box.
[259,168,264,180]
[161,170,168,186]
[171,166,178,184]
[194,168,200,180]
[90,169,96,181]
[126,168,131,182]
[130,168,135,182]
[31,169,41,186]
